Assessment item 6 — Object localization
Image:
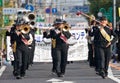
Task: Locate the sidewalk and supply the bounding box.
[0,61,118,83]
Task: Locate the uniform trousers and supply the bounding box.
[30,42,35,64]
[88,43,94,67]
[15,44,29,76]
[94,46,100,71]
[97,46,111,75]
[55,43,68,74]
[116,42,120,61]
[12,52,17,76]
[51,48,57,72]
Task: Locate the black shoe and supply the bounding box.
[52,69,57,75]
[52,71,56,75]
[20,74,25,77]
[60,73,64,77]
[13,71,18,76]
[26,65,29,70]
[104,73,108,78]
[96,71,100,75]
[16,76,22,79]
[57,73,64,77]
[57,73,61,77]
[99,71,106,79]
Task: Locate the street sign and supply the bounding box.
[3,8,17,15]
[52,8,57,14]
[45,8,51,14]
[25,4,34,12]
[45,8,57,14]
[61,6,89,14]
[69,6,89,13]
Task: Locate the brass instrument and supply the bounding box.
[19,24,31,34]
[23,13,36,27]
[12,41,16,52]
[77,11,112,26]
[63,24,71,31]
[28,13,36,26]
[52,38,56,48]
[28,13,35,20]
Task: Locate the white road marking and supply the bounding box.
[108,66,120,83]
[46,78,75,83]
[0,66,6,77]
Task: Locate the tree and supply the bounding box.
[0,0,2,7]
[90,0,120,21]
[88,0,112,17]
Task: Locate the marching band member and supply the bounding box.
[28,27,37,65]
[12,22,33,79]
[10,24,18,76]
[85,20,95,67]
[115,23,120,62]
[89,16,118,79]
[43,18,71,77]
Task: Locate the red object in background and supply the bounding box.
[76,11,82,16]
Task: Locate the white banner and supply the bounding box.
[6,29,88,62]
[6,36,14,61]
[33,29,88,62]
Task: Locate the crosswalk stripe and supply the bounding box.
[0,66,6,77]
[108,66,120,83]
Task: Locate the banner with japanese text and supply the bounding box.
[33,29,88,62]
[6,29,88,62]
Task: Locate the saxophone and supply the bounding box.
[12,41,16,52]
[52,38,56,48]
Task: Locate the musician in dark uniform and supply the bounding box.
[115,23,120,62]
[29,27,37,65]
[43,19,71,77]
[85,20,96,67]
[13,23,33,79]
[89,16,117,79]
[43,19,60,75]
[9,24,18,76]
[26,27,37,70]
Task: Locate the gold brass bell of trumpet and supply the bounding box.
[19,24,31,34]
[62,24,71,31]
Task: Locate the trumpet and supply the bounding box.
[18,24,31,34]
[77,11,112,26]
[63,24,71,31]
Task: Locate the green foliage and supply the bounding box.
[4,16,9,25]
[88,0,112,17]
[88,0,120,21]
[0,0,2,7]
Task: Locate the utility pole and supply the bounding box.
[113,0,116,29]
[2,0,4,28]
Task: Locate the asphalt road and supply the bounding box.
[0,61,119,83]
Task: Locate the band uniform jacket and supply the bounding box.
[89,25,118,48]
